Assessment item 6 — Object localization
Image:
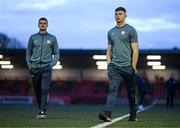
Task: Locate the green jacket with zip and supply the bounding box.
[26,32,59,69]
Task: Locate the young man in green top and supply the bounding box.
[99,7,139,122]
[26,17,59,119]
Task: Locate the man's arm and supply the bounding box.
[50,37,60,67]
[26,36,32,70]
[106,44,112,64]
[131,42,139,70]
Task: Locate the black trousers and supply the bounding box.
[105,63,137,113]
[138,91,146,105]
[166,91,175,108]
[31,66,52,112]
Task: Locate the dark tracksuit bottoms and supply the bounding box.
[166,90,175,108]
[105,63,137,114]
[31,65,52,112]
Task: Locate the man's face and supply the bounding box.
[38,20,48,31]
[115,11,126,24]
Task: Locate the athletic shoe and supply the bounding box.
[35,110,47,119]
[138,105,144,110]
[128,116,137,121]
[98,112,112,122]
[128,112,137,121]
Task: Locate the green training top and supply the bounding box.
[26,32,60,69]
[108,24,138,67]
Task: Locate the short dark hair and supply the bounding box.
[115,7,126,13]
[38,17,48,23]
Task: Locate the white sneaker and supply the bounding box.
[35,111,47,119]
[138,105,144,110]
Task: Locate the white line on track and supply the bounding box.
[90,101,157,128]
